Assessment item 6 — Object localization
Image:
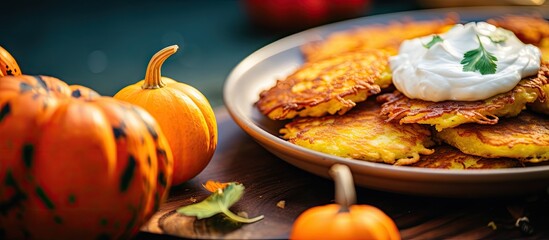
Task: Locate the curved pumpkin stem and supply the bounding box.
[0,46,22,77]
[142,45,179,89]
[329,164,356,213]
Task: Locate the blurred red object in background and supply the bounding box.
[330,0,372,19]
[243,0,371,32]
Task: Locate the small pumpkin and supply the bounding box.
[114,45,217,185]
[290,164,400,240]
[0,46,173,239]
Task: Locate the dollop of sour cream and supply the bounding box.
[389,22,541,102]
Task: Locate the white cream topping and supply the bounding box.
[389,22,541,102]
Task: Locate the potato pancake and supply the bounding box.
[256,49,392,120]
[279,100,435,165]
[301,14,458,62]
[530,83,549,114]
[378,62,549,131]
[436,111,549,163]
[411,145,523,169]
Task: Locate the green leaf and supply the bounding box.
[177,193,221,219]
[176,182,263,223]
[460,35,498,75]
[423,35,444,49]
[218,183,244,208]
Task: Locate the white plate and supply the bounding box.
[223,6,549,198]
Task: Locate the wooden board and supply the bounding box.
[136,108,549,239]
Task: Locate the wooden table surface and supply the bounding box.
[135,107,549,240]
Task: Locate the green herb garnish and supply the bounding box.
[423,35,444,49]
[177,182,264,223]
[461,35,498,75]
[487,28,509,44]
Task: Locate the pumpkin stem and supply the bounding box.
[0,46,22,77]
[329,164,356,213]
[142,45,179,89]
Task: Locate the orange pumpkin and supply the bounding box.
[290,164,400,240]
[0,47,173,239]
[114,45,217,185]
[0,46,21,77]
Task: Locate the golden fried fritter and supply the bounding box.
[412,145,523,169]
[301,14,458,62]
[378,62,549,131]
[279,100,435,165]
[256,49,392,120]
[529,83,549,114]
[542,40,549,62]
[436,111,549,163]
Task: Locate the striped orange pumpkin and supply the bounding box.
[0,47,173,239]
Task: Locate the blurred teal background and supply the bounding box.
[0,0,422,107]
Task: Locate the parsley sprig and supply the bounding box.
[460,34,498,75]
[423,35,444,49]
[487,28,509,44]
